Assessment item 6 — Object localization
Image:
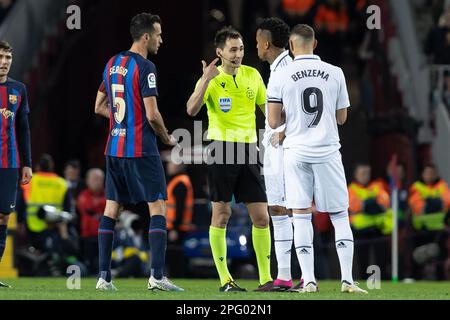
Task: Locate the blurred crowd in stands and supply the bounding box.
[0,0,14,24]
[424,1,450,65]
[422,1,450,115]
[10,152,450,281]
[316,161,450,281]
[13,154,197,278]
[206,0,369,67]
[3,0,450,281]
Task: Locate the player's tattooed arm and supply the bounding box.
[186,58,219,117]
[144,96,177,146]
[94,90,110,118]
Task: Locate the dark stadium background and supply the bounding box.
[3,0,450,282]
[29,0,205,172]
[9,0,419,184]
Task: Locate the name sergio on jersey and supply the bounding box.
[109,65,128,77]
[291,69,329,82]
[0,108,14,119]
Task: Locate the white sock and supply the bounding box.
[330,210,354,283]
[271,215,293,281]
[293,213,315,285]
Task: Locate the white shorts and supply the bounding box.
[263,144,285,207]
[284,150,349,212]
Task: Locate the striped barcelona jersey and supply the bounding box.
[102,51,159,158]
[0,78,29,168]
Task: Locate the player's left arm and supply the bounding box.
[336,108,347,125]
[255,71,267,115]
[144,96,176,146]
[94,82,110,118]
[266,72,284,129]
[336,68,350,125]
[17,85,32,184]
[267,69,287,144]
[268,102,283,129]
[141,62,177,146]
[270,110,286,147]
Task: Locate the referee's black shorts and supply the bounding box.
[206,141,267,203]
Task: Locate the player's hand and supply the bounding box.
[270,131,286,147]
[201,58,220,81]
[21,166,32,185]
[164,134,178,147]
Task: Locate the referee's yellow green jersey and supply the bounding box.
[196,65,266,143]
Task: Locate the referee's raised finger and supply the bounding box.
[209,58,219,67]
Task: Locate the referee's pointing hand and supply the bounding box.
[201,58,220,81]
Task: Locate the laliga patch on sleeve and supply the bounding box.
[148,73,156,89]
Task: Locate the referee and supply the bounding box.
[187,27,273,292]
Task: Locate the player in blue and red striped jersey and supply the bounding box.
[94,13,182,292]
[0,41,32,288]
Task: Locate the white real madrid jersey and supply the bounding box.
[263,51,292,147]
[267,54,350,163]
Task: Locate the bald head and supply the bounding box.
[289,24,317,55]
[86,168,104,193]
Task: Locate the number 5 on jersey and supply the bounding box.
[112,84,126,124]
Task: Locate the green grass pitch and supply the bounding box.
[0,278,449,300]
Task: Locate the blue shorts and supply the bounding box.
[0,168,19,215]
[105,156,167,204]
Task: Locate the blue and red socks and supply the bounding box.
[98,216,116,282]
[148,215,167,280]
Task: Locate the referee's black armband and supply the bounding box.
[17,112,32,168]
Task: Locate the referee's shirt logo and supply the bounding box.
[219,97,232,112]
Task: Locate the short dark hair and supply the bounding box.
[290,24,315,42]
[0,40,12,52]
[64,159,81,170]
[422,163,437,172]
[214,26,242,49]
[257,18,290,48]
[354,162,370,173]
[38,154,54,173]
[130,13,161,41]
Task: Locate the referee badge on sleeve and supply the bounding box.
[219,97,232,113]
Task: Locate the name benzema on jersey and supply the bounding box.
[291,69,330,82]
